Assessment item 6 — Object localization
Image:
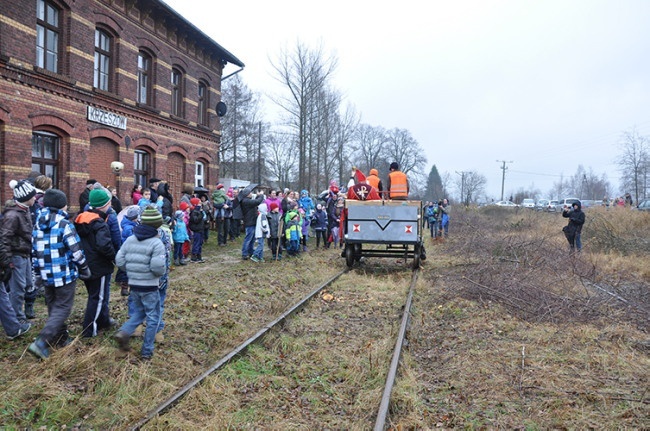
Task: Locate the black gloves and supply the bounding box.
[78,265,92,281]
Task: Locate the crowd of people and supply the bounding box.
[0,162,424,361]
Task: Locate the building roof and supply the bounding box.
[157,0,245,68]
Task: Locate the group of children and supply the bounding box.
[0,175,185,362]
[424,199,450,239]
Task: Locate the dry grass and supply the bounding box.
[0,207,648,429]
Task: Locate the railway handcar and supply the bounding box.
[343,199,424,268]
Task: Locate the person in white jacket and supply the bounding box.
[251,203,270,262]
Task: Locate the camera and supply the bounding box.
[110,161,124,174]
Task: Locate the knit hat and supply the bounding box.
[149,178,161,184]
[179,201,189,211]
[86,179,97,186]
[43,189,67,209]
[216,183,224,189]
[12,180,37,203]
[269,202,279,212]
[140,207,163,228]
[390,162,399,171]
[126,206,140,220]
[89,188,111,208]
[369,168,378,176]
[190,197,201,207]
[174,210,184,219]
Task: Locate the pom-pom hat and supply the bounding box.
[12,180,36,203]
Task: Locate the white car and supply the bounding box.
[494,200,518,207]
[521,198,535,209]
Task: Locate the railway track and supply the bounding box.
[129,267,419,430]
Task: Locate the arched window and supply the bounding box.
[137,51,152,105]
[171,67,184,117]
[198,81,209,126]
[36,0,60,72]
[94,28,112,91]
[32,131,60,187]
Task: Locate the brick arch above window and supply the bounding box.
[88,127,122,142]
[94,13,123,31]
[132,136,159,153]
[194,149,213,163]
[29,114,74,136]
[167,144,189,159]
[135,38,161,55]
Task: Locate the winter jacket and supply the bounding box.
[32,208,87,288]
[172,216,190,244]
[115,224,165,292]
[188,207,206,233]
[121,217,138,243]
[255,203,270,239]
[241,195,264,227]
[223,197,234,219]
[156,183,174,219]
[562,202,585,235]
[74,210,116,279]
[232,195,243,220]
[0,201,33,265]
[212,189,227,207]
[298,191,315,217]
[267,211,282,239]
[311,208,328,231]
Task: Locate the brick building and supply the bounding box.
[0,0,244,210]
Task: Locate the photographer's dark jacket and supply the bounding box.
[562,202,585,235]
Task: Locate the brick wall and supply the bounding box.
[0,0,235,210]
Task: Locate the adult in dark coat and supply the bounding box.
[149,178,161,202]
[79,179,97,211]
[562,200,585,251]
[156,182,173,219]
[230,189,243,240]
[240,191,264,260]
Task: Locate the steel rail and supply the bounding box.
[374,269,419,431]
[130,270,346,431]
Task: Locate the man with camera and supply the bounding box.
[562,201,585,252]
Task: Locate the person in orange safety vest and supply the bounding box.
[387,162,409,200]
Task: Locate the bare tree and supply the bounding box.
[353,124,388,174]
[618,128,649,203]
[265,131,297,190]
[454,170,487,205]
[270,41,338,189]
[220,75,261,180]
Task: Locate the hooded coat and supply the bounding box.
[74,210,116,279]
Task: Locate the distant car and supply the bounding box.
[521,198,535,209]
[548,200,559,212]
[535,199,550,211]
[494,200,518,207]
[636,200,650,211]
[558,198,580,212]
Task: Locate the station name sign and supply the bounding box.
[87,106,127,130]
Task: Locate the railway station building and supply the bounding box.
[0,0,243,211]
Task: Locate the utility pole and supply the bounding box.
[496,160,513,201]
[257,121,262,185]
[456,171,467,205]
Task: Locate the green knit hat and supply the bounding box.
[88,189,111,208]
[141,207,163,228]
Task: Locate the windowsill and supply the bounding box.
[33,66,76,86]
[93,87,123,102]
[136,102,161,115]
[170,114,190,125]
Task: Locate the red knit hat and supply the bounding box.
[269,202,279,212]
[190,197,200,207]
[179,202,189,211]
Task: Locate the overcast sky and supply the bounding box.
[164,0,650,200]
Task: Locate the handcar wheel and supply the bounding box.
[354,244,362,262]
[412,244,421,269]
[345,245,355,267]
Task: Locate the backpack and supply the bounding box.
[190,208,203,225]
